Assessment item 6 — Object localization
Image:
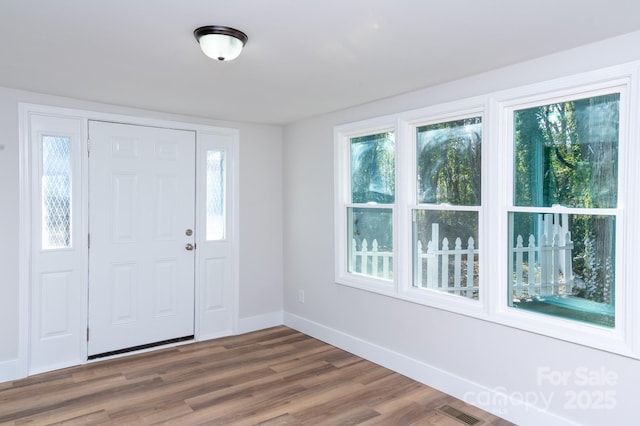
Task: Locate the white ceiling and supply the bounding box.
[2,0,640,125]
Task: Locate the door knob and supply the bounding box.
[185,243,194,251]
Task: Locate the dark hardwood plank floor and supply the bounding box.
[0,326,514,425]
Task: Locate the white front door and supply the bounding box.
[88,121,196,356]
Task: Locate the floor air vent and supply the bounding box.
[438,404,482,425]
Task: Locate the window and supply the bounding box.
[348,132,395,280]
[348,131,395,280]
[335,120,396,293]
[507,93,620,328]
[412,116,482,299]
[335,65,639,357]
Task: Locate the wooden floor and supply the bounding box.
[0,327,513,425]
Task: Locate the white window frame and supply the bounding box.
[490,66,639,358]
[334,115,398,296]
[334,63,640,358]
[399,101,489,317]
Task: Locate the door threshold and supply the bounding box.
[88,335,195,360]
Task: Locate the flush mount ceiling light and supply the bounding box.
[194,25,248,61]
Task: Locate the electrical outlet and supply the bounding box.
[298,289,305,303]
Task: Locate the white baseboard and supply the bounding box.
[0,358,27,383]
[284,312,577,426]
[237,310,284,334]
[198,330,234,342]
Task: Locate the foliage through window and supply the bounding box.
[413,117,482,299]
[348,131,395,281]
[508,93,619,327]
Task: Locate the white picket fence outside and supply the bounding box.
[351,238,393,280]
[511,213,574,298]
[416,223,478,297]
[351,214,574,299]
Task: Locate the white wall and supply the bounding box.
[0,87,283,369]
[283,31,640,426]
[0,89,21,363]
[237,123,284,323]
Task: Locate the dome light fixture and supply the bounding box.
[194,25,248,62]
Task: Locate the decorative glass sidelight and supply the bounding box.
[42,135,72,249]
[206,150,226,240]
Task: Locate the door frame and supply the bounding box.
[18,103,239,378]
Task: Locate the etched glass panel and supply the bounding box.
[42,136,72,249]
[206,150,226,240]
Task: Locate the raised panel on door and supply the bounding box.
[29,114,85,375]
[88,121,196,357]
